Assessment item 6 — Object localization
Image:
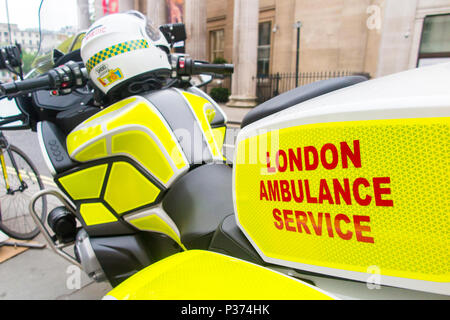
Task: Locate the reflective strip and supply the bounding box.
[181,91,222,160]
[104,162,160,214]
[58,164,108,200]
[80,202,117,226]
[126,206,186,250]
[85,39,149,72]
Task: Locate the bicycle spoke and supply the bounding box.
[0,145,46,239]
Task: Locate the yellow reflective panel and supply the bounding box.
[74,139,107,162]
[66,124,102,156]
[128,214,186,250]
[106,250,335,300]
[104,162,160,214]
[111,130,174,184]
[182,92,221,158]
[107,102,187,170]
[80,202,117,226]
[234,117,450,285]
[58,164,108,200]
[205,107,216,123]
[84,97,137,124]
[211,126,226,153]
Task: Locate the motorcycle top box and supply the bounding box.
[233,62,450,296]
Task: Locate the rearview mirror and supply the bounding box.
[159,23,187,45]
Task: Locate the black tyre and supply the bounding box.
[0,145,46,240]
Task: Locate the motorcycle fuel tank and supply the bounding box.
[233,63,450,295]
[57,89,225,245]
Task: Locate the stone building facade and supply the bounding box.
[77,0,450,106]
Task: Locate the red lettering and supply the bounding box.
[295,211,311,234]
[318,179,334,204]
[267,180,280,201]
[341,140,362,169]
[334,214,353,240]
[279,180,291,202]
[304,146,319,171]
[354,215,374,243]
[333,178,352,205]
[321,143,339,170]
[276,150,288,172]
[290,180,304,203]
[373,177,393,207]
[260,180,269,201]
[353,177,372,206]
[283,209,296,232]
[266,152,276,173]
[304,180,318,203]
[308,211,323,236]
[288,148,302,172]
[273,208,283,230]
[324,213,334,237]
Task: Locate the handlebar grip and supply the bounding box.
[192,62,234,75]
[0,62,88,98]
[0,75,51,97]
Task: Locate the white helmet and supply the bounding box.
[81,11,171,95]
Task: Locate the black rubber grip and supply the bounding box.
[192,62,234,75]
[0,75,51,96]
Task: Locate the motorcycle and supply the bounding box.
[0,15,448,300]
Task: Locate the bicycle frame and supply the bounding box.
[0,132,26,195]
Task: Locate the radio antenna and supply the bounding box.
[5,0,12,44]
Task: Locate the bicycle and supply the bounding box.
[0,130,46,240]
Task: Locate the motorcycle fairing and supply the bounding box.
[56,89,227,241]
[233,63,450,295]
[104,250,336,300]
[54,156,165,237]
[66,95,189,188]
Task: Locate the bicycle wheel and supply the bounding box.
[0,144,47,240]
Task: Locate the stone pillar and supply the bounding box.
[185,0,207,61]
[77,0,92,30]
[227,0,259,108]
[145,0,167,26]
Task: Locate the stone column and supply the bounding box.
[227,0,259,108]
[185,0,207,61]
[77,0,92,30]
[145,0,167,27]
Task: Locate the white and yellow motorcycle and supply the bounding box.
[0,11,448,300]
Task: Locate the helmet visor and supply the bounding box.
[125,10,161,42]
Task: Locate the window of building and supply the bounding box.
[257,21,272,76]
[418,14,450,67]
[209,29,224,62]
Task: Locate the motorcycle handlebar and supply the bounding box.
[175,57,234,76]
[0,61,88,98]
[191,61,234,75]
[0,75,51,97]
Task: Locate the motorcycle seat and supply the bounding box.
[104,250,335,300]
[240,75,368,128]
